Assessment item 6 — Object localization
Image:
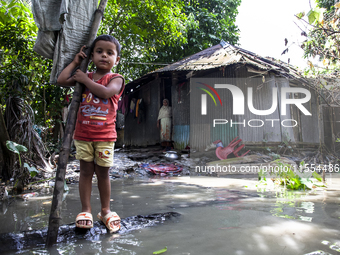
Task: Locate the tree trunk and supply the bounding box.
[0,107,14,181]
[46,0,108,248]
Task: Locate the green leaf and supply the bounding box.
[153,246,167,254]
[300,178,314,189]
[296,12,305,19]
[307,7,325,24]
[6,140,27,154]
[24,162,39,177]
[64,180,69,192]
[312,172,323,182]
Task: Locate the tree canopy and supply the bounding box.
[0,0,66,132]
[0,0,241,181]
[99,0,241,81]
[98,0,188,81]
[288,1,340,115]
[0,0,241,130]
[295,0,340,74]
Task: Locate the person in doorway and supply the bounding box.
[157,98,172,150]
[57,35,125,233]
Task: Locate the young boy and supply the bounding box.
[57,35,124,233]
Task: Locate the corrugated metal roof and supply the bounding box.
[155,44,242,72]
[152,41,304,81]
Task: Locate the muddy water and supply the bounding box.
[1,175,340,255]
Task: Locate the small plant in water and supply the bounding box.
[258,160,325,190]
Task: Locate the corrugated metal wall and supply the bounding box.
[124,80,160,146]
[189,66,322,151]
[323,106,340,153]
[190,68,238,152]
[124,66,322,150]
[237,73,284,143]
[285,80,321,145]
[172,79,190,149]
[299,87,321,144]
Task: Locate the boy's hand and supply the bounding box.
[73,45,87,66]
[72,69,89,84]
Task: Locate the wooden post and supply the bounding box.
[46,0,108,247]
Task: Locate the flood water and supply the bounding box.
[1,172,340,255]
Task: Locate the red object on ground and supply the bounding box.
[143,163,183,175]
[215,137,250,160]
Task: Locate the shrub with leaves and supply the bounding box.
[258,160,325,190]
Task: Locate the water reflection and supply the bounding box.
[305,240,340,254]
[270,199,315,222]
[1,177,340,255]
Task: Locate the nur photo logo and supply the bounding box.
[197,82,311,117]
[193,78,314,129]
[196,82,222,115]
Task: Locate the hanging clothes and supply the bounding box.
[130,98,136,114]
[32,0,98,84]
[121,95,129,115]
[135,99,140,118]
[137,99,145,124]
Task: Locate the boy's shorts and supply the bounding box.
[74,140,115,167]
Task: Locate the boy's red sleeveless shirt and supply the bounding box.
[74,72,125,142]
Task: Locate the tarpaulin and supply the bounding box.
[32,0,98,84]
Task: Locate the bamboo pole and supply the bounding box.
[46,0,108,247]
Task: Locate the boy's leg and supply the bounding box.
[95,165,120,229]
[93,141,119,229]
[95,165,111,215]
[78,160,95,226]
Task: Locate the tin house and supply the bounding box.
[122,41,323,152]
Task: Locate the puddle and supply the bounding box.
[1,173,340,254]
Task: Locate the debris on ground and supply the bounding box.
[141,163,183,176]
[2,144,338,199]
[214,137,250,159]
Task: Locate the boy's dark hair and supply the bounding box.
[90,35,121,56]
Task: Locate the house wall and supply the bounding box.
[124,76,191,148]
[322,106,340,154]
[236,73,285,144]
[124,79,160,146]
[171,78,190,149]
[189,66,322,151]
[190,68,238,152]
[124,66,322,150]
[300,87,322,144]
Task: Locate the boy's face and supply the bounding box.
[92,40,120,71]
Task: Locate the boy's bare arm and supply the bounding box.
[57,46,87,87]
[57,61,78,87]
[73,71,124,99]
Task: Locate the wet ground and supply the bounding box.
[1,147,340,254]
